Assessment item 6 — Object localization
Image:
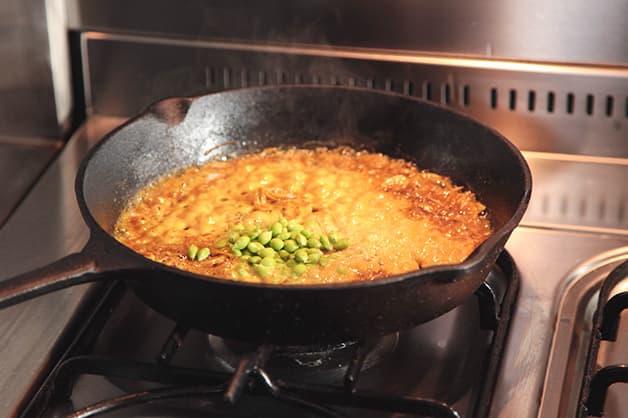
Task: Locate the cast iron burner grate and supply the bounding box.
[23,252,519,418]
[579,261,628,418]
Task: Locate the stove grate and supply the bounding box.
[579,261,628,417]
[24,252,519,418]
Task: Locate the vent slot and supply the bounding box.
[509,89,517,111]
[223,68,232,88]
[490,88,498,109]
[403,80,414,96]
[276,70,286,84]
[257,70,267,85]
[205,67,215,87]
[528,91,536,112]
[423,81,433,101]
[240,69,248,87]
[566,93,575,114]
[441,83,451,105]
[547,92,556,113]
[462,85,470,106]
[605,95,614,117]
[586,94,594,115]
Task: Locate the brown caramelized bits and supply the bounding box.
[113,147,492,284]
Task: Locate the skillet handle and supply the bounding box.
[0,242,110,310]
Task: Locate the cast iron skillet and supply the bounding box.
[0,86,531,345]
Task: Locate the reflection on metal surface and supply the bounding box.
[81,32,628,78]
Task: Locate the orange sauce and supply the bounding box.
[113,147,492,284]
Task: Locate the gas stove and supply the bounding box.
[0,116,627,417]
[2,4,628,414]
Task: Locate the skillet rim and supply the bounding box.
[75,84,532,291]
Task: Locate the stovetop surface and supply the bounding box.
[1,116,627,417]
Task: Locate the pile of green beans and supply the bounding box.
[216,218,349,278]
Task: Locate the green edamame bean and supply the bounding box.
[293,263,307,275]
[269,238,284,251]
[319,235,333,251]
[295,233,308,247]
[249,255,262,264]
[247,241,264,254]
[259,247,276,258]
[233,235,250,250]
[278,249,290,260]
[294,248,309,263]
[284,239,299,253]
[308,251,321,264]
[257,230,272,245]
[261,256,275,267]
[197,247,211,261]
[253,264,271,277]
[187,244,199,260]
[271,222,283,236]
[307,237,321,249]
[333,238,349,250]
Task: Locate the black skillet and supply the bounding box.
[0,86,531,345]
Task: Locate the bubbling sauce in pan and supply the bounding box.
[113,147,492,284]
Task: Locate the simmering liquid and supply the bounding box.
[114,147,492,284]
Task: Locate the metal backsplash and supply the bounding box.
[68,0,628,66]
[82,32,628,159]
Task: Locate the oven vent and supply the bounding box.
[207,66,628,122]
[83,33,628,158]
[487,88,626,118]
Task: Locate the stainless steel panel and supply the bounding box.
[81,33,628,159]
[0,116,123,417]
[0,137,61,227]
[67,0,628,65]
[539,247,628,418]
[522,152,628,232]
[0,0,71,138]
[494,230,628,418]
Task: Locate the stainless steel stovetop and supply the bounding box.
[0,116,627,417]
